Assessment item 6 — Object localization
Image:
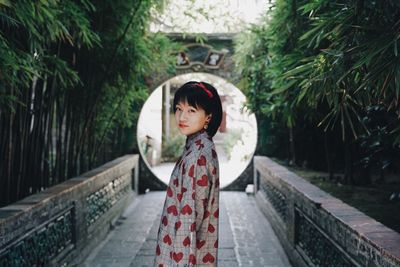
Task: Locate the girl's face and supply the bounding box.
[175,100,211,136]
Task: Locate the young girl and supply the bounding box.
[154,81,223,267]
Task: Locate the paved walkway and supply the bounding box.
[84,192,292,267]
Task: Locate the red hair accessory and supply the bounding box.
[197,82,213,98]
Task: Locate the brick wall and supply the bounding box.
[0,154,139,266]
[254,156,400,267]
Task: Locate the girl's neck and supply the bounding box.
[185,129,208,149]
[187,128,206,138]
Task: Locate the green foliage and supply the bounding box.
[222,129,243,160]
[0,0,178,206]
[150,0,252,33]
[162,134,186,162]
[234,0,400,184]
[0,0,97,99]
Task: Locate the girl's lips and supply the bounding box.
[179,123,188,128]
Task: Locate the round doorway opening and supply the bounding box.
[137,72,257,189]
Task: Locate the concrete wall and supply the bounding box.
[254,156,400,267]
[138,156,168,193]
[223,158,254,191]
[0,154,139,267]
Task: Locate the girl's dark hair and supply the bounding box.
[173,81,223,137]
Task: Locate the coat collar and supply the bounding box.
[185,129,209,150]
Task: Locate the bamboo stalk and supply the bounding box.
[76,0,144,152]
[6,86,14,204]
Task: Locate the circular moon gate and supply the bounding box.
[137,72,257,189]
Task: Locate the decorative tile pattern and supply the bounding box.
[295,208,357,267]
[0,209,74,267]
[260,177,288,223]
[86,174,130,226]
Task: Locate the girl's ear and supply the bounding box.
[206,114,212,122]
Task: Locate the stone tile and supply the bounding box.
[140,239,157,250]
[218,260,239,267]
[136,248,156,256]
[129,255,155,267]
[90,240,141,260]
[218,248,236,260]
[86,258,132,267]
[221,192,292,267]
[84,191,292,267]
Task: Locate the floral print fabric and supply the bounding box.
[154,129,220,266]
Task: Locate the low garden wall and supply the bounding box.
[254,156,400,267]
[0,154,139,267]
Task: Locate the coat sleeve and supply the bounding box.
[193,151,214,232]
[180,149,214,240]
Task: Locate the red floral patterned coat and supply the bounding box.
[154,129,220,266]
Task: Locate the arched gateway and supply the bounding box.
[138,33,257,193]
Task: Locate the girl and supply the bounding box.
[154,81,223,267]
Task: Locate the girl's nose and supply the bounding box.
[179,110,188,120]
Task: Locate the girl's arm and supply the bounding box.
[193,153,214,232]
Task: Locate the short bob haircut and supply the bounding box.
[173,81,222,137]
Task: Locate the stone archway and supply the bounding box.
[146,33,239,92]
[138,33,256,193]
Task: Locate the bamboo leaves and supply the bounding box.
[234,0,400,183]
[0,0,177,206]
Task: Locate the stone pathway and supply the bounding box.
[84,191,292,267]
